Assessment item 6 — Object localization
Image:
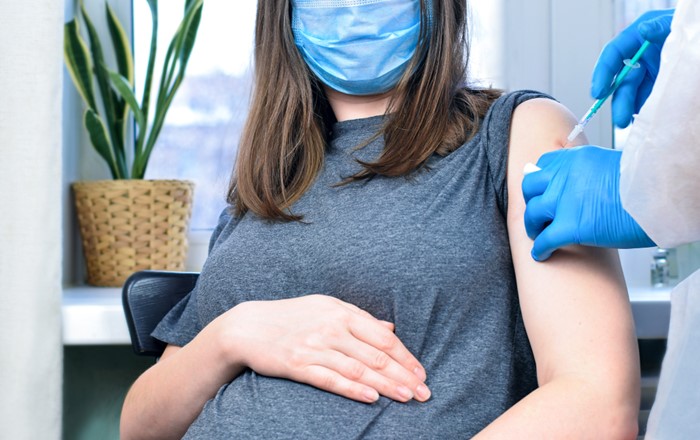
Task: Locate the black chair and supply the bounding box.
[122,270,200,357]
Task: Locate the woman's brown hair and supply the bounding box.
[228,0,501,221]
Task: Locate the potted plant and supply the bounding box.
[64,0,203,286]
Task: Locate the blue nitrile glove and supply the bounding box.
[522,146,656,262]
[591,9,674,129]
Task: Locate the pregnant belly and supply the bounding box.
[183,371,391,439]
[183,370,487,440]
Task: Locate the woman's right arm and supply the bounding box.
[120,295,430,440]
[120,321,244,440]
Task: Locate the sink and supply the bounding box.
[630,286,672,339]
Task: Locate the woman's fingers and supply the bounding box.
[298,365,380,404]
[379,320,395,331]
[348,314,428,385]
[331,298,421,376]
[332,336,430,401]
[308,349,420,403]
[326,297,427,398]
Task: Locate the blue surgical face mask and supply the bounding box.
[291,0,423,96]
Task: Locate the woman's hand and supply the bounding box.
[212,294,431,404]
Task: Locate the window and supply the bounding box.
[134,1,256,231]
[133,1,504,230]
[469,0,505,88]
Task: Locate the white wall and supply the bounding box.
[503,0,615,147]
[0,1,64,438]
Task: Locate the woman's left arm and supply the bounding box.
[475,98,640,439]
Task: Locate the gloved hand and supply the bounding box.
[522,146,656,262]
[591,9,674,128]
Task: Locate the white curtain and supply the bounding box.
[0,1,63,439]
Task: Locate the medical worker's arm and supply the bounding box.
[475,99,640,439]
[620,0,700,248]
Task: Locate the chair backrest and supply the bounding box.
[122,270,200,357]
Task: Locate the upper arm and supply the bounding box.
[505,99,639,399]
[160,344,182,361]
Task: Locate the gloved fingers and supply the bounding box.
[531,221,575,262]
[521,150,567,203]
[522,170,552,204]
[639,40,663,78]
[523,195,555,241]
[611,66,646,129]
[634,72,656,116]
[638,14,673,45]
[534,149,564,169]
[591,33,643,99]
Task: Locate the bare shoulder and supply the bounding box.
[511,96,574,120]
[510,98,580,155]
[511,97,578,131]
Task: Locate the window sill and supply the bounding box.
[62,286,128,345]
[61,284,673,346]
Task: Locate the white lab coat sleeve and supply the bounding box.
[644,270,700,440]
[619,0,700,249]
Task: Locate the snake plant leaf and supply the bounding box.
[80,1,118,124]
[158,27,183,100]
[137,0,203,179]
[79,0,127,177]
[105,2,133,148]
[153,0,202,116]
[137,0,159,156]
[146,0,158,16]
[64,20,97,111]
[159,0,202,99]
[84,109,121,179]
[106,3,133,85]
[141,0,159,114]
[107,69,146,133]
[151,0,202,141]
[177,0,203,68]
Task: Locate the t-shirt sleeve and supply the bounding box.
[151,206,234,347]
[480,90,555,217]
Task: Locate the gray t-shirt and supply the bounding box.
[153,90,549,439]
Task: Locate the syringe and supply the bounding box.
[567,40,652,143]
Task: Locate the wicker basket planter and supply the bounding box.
[72,179,195,287]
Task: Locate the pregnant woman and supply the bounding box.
[121,1,640,438]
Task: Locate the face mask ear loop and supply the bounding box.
[414,0,433,71]
[424,0,434,34]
